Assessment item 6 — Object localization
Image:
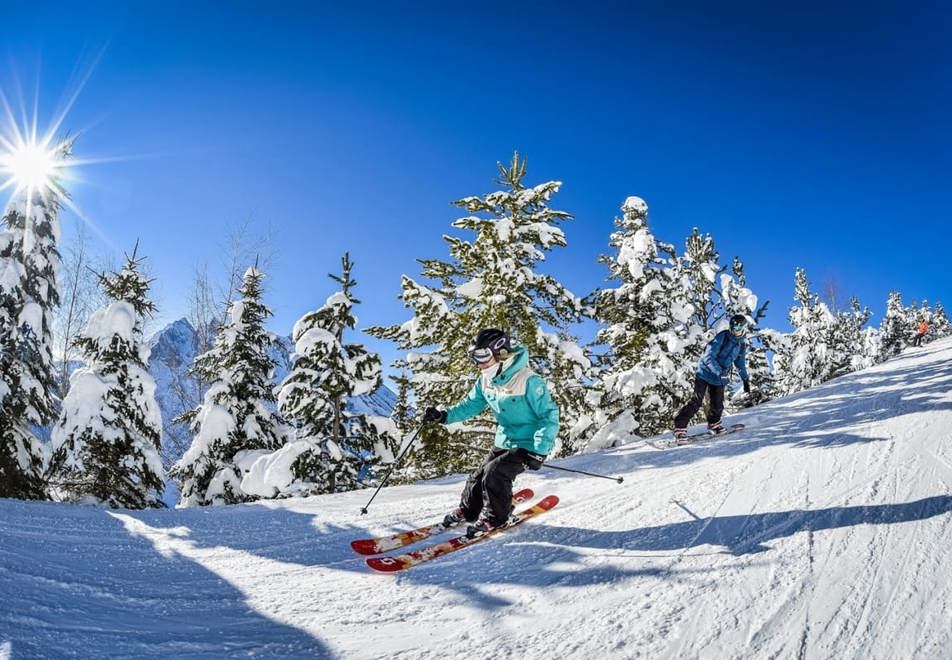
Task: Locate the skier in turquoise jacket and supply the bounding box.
[423,328,559,538]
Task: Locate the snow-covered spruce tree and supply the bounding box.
[47,247,164,508]
[667,229,763,423]
[390,372,413,436]
[835,297,876,374]
[368,153,590,475]
[932,301,951,339]
[0,152,70,499]
[678,228,723,333]
[170,266,285,506]
[774,268,837,395]
[587,205,769,446]
[244,254,387,499]
[878,291,909,361]
[586,197,693,447]
[666,229,727,407]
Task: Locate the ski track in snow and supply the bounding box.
[3,340,952,658]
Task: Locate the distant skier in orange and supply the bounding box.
[912,319,929,347]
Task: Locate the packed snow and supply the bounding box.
[4,338,952,658]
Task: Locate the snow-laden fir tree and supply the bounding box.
[932,301,951,339]
[586,202,767,447]
[678,228,723,332]
[390,372,412,436]
[832,297,875,375]
[368,153,590,475]
[47,246,164,508]
[878,291,909,361]
[243,254,390,499]
[774,268,837,395]
[666,229,762,424]
[171,266,285,506]
[0,144,70,500]
[585,197,694,447]
[824,296,872,380]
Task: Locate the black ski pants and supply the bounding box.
[460,447,525,525]
[674,375,725,429]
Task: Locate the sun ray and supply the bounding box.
[45,45,107,144]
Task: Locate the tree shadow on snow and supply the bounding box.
[0,501,335,659]
[536,494,952,557]
[353,494,952,611]
[127,501,375,571]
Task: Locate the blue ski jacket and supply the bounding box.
[444,345,560,456]
[697,329,750,387]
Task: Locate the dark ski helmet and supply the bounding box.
[729,314,749,336]
[469,328,511,364]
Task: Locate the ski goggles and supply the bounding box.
[730,319,748,334]
[469,347,495,365]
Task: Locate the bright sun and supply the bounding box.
[0,140,63,195]
[0,135,66,197]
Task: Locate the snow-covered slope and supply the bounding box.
[5,339,952,659]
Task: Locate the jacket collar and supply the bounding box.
[483,345,529,386]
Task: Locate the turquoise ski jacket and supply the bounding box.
[444,345,560,456]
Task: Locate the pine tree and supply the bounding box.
[774,268,837,395]
[171,266,285,506]
[679,228,723,333]
[878,291,908,361]
[0,162,68,499]
[666,230,763,423]
[587,201,769,445]
[47,246,165,508]
[932,301,951,338]
[368,152,590,475]
[586,197,691,446]
[828,297,874,378]
[391,372,412,436]
[258,253,385,497]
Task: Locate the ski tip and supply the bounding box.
[366,556,408,573]
[514,487,534,503]
[350,539,381,556]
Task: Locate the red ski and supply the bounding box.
[351,488,533,556]
[366,494,559,573]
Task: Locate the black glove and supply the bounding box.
[743,379,751,394]
[422,407,447,424]
[512,447,545,471]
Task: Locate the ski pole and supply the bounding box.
[360,421,426,515]
[541,463,624,484]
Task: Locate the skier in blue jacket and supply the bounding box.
[423,328,559,538]
[673,314,751,440]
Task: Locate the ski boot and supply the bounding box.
[707,421,725,435]
[442,507,468,528]
[466,513,517,539]
[673,428,688,444]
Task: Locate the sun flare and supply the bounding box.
[0,138,67,198]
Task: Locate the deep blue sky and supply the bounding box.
[2,1,950,376]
